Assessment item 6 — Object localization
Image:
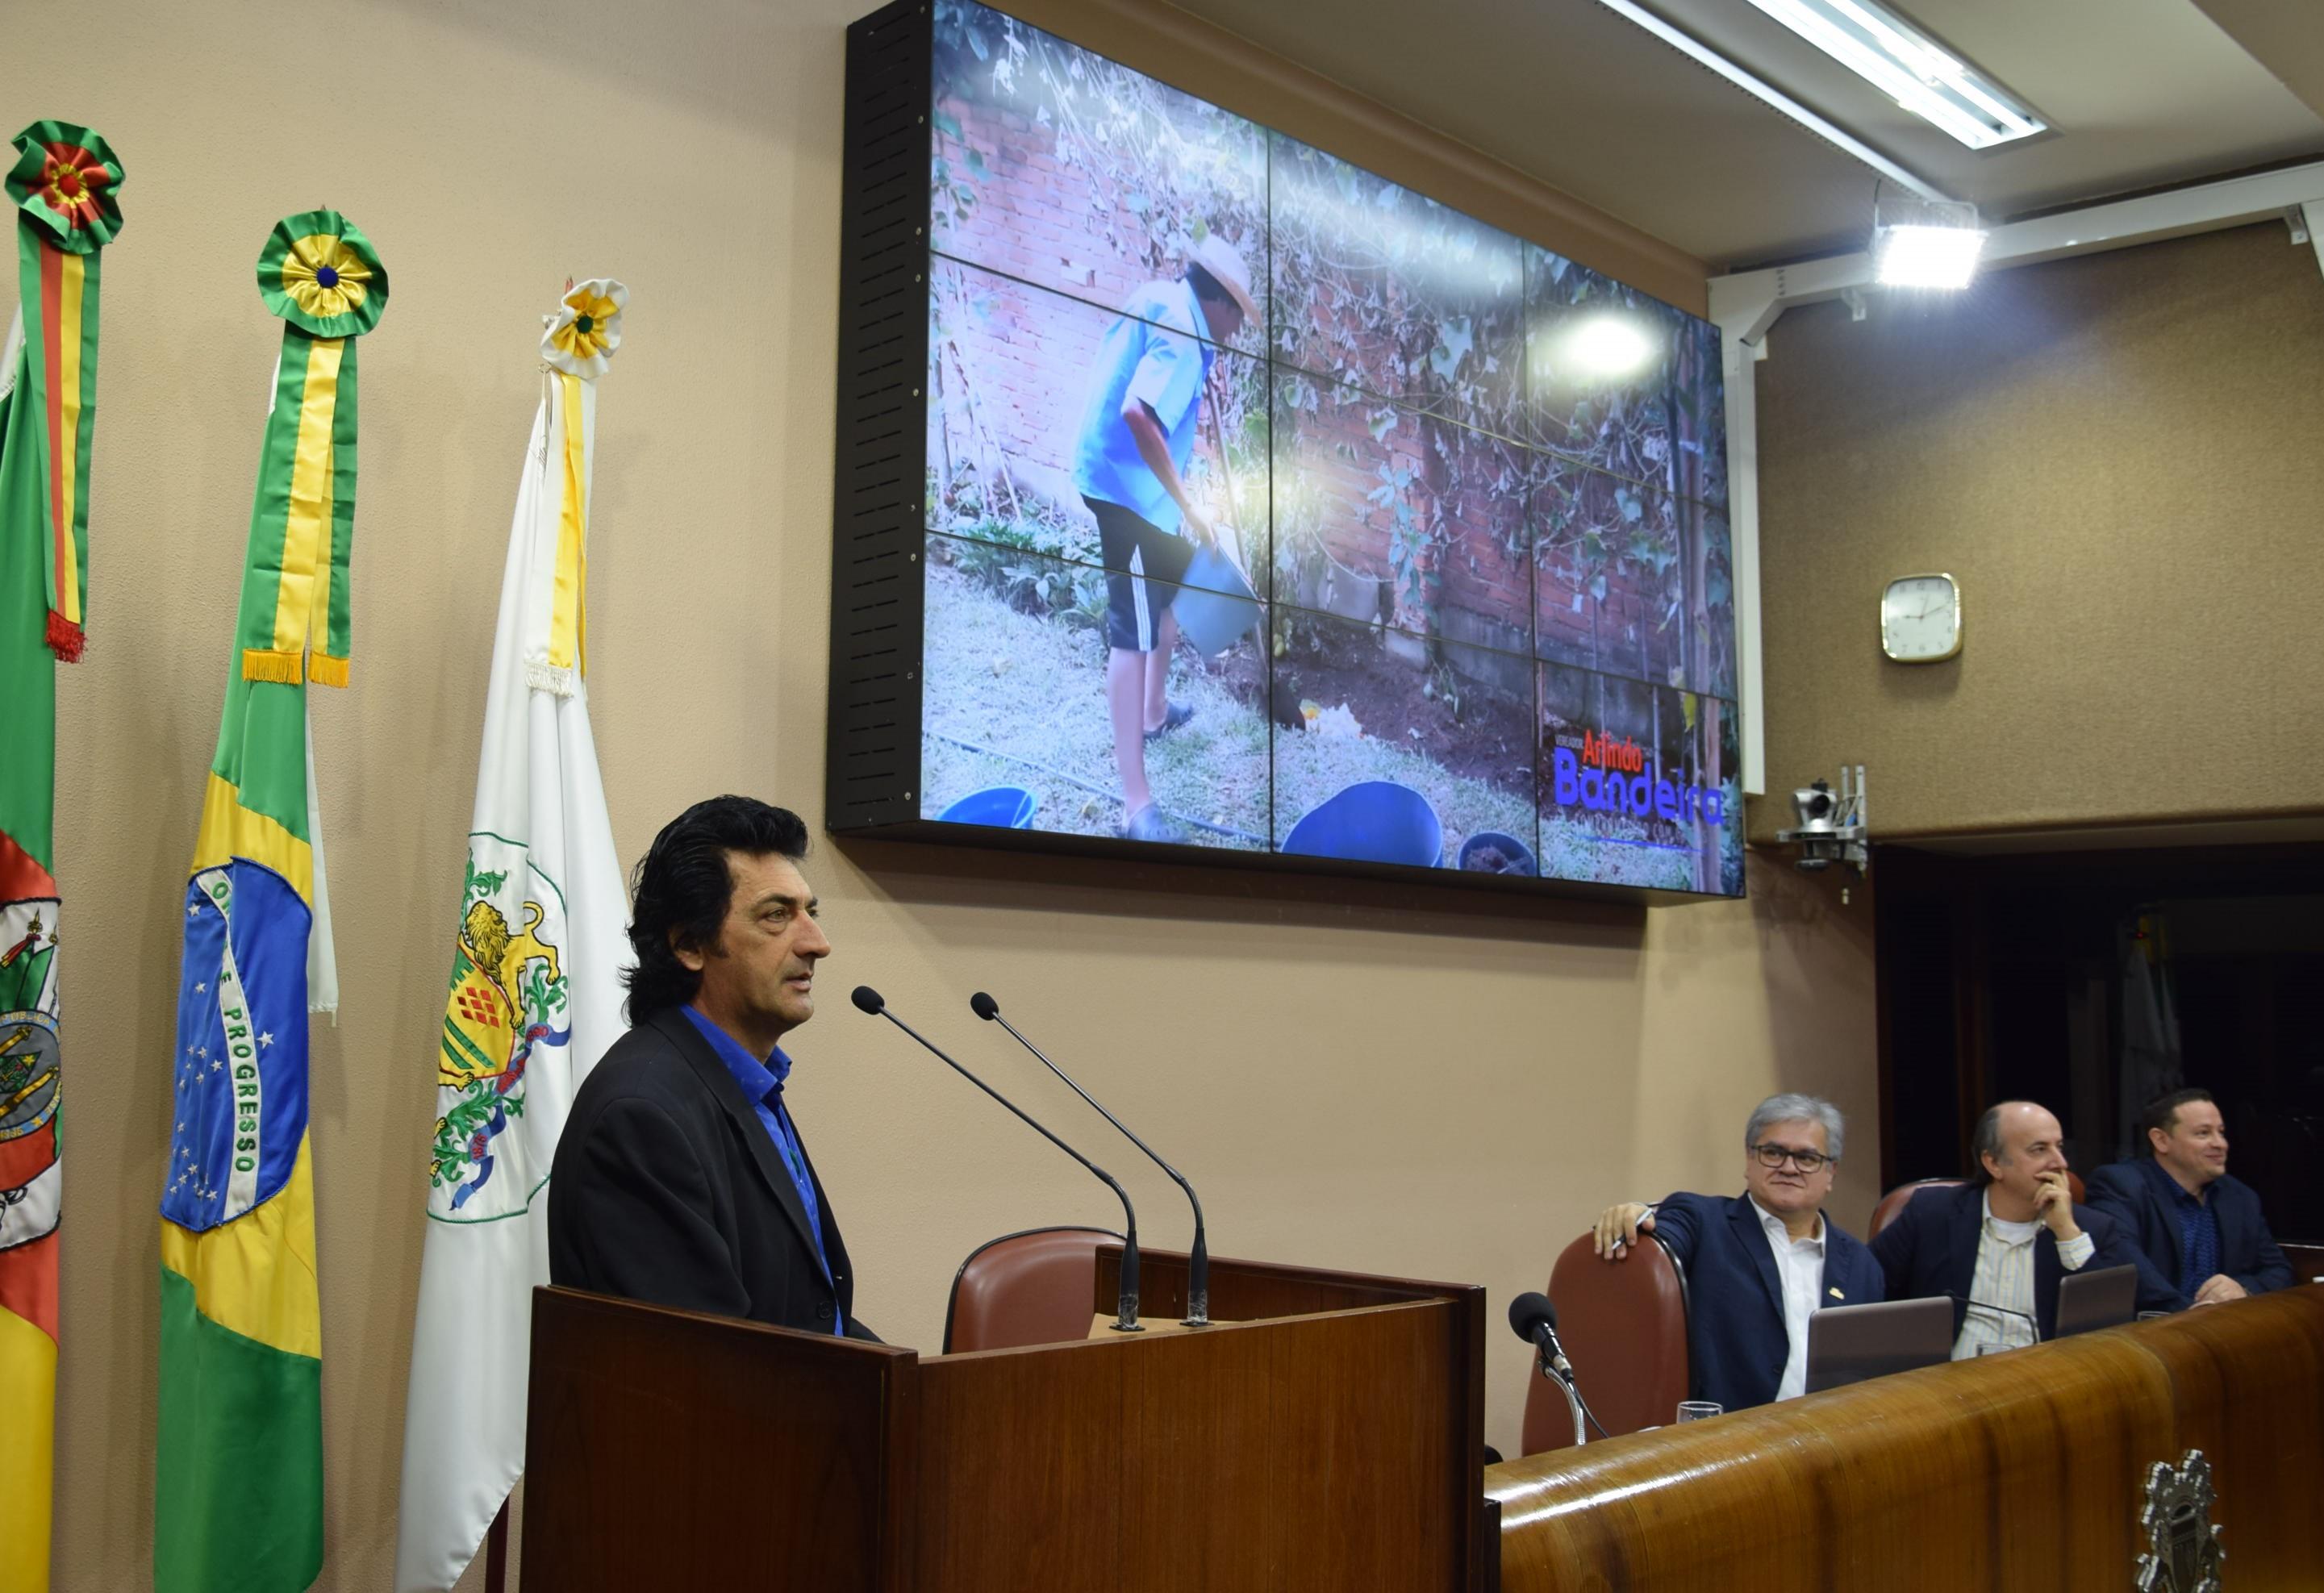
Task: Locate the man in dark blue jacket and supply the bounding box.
[1593,1093,1884,1414]
[1870,1100,2172,1353]
[2086,1088,2293,1309]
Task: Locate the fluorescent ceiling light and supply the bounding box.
[1873,223,1987,288]
[1592,0,1950,202]
[1744,0,2045,150]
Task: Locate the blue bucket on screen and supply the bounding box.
[1281,781,1442,869]
[1458,830,1538,877]
[1173,547,1262,656]
[937,786,1038,829]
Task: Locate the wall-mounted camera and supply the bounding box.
[1775,765,1868,875]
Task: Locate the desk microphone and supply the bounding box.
[1508,1292,1574,1378]
[1508,1292,1599,1445]
[971,990,1212,1328]
[851,985,1143,1331]
[1946,1292,2041,1345]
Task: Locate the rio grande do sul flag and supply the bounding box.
[155,210,386,1593]
[1,118,125,1593]
[393,281,633,1593]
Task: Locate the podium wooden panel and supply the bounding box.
[522,1246,1488,1591]
[1487,1284,2324,1591]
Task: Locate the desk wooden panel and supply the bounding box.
[1487,1285,2324,1591]
[523,1249,1490,1591]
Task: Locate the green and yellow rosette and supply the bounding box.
[3,120,127,661]
[236,211,388,688]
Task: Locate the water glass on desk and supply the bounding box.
[1675,1401,1721,1423]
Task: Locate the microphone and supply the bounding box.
[971,990,1212,1328]
[1946,1292,2041,1345]
[1508,1291,1573,1378]
[851,986,1143,1332]
[1508,1291,1593,1446]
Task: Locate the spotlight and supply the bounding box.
[1871,189,1984,290]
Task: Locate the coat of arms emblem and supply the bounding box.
[430,846,570,1215]
[2136,1449,2225,1593]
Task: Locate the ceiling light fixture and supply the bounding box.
[1591,0,1950,202]
[1743,0,2046,150]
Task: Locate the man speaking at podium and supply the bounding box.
[549,796,875,1339]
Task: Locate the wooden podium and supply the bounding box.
[521,1245,1491,1591]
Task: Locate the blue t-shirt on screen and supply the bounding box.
[1072,277,1217,533]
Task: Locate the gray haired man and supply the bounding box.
[1590,1094,1886,1412]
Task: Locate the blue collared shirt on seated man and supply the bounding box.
[2084,1157,2293,1310]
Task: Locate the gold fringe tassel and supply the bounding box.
[307,653,349,689]
[240,648,305,685]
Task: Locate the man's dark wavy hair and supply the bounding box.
[624,796,810,1022]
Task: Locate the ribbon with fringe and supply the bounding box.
[3,120,126,663]
[235,211,387,688]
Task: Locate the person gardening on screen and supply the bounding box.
[1072,231,1258,844]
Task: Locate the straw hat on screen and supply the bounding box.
[1190,231,1259,324]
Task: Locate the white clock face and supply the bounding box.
[1881,573,1960,662]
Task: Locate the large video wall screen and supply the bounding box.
[838,0,1742,897]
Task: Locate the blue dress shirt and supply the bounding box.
[679,1007,834,1324]
[2139,1156,2221,1294]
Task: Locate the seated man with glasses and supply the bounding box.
[1592,1093,1884,1414]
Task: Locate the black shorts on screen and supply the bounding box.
[1086,495,1195,653]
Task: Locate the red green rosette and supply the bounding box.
[6,120,124,253]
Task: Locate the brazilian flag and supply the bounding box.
[155,211,384,1593]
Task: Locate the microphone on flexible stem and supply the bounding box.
[851,985,1143,1332]
[1508,1291,1595,1447]
[971,990,1212,1328]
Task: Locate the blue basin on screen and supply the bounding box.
[1458,830,1538,876]
[1173,547,1261,655]
[1282,781,1442,868]
[937,786,1037,829]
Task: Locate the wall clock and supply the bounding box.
[1880,573,1961,663]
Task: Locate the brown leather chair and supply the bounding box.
[941,1225,1124,1353]
[1521,1230,1690,1455]
[1867,1173,2086,1241]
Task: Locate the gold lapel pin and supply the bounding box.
[1829,1286,1846,1299]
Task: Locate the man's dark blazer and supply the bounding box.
[549,1006,874,1338]
[1867,1180,2175,1337]
[2084,1161,2294,1307]
[1645,1191,1886,1414]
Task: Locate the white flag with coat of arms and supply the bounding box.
[393,281,634,1592]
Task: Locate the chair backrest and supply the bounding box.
[1867,1173,2086,1241]
[1522,1230,1690,1455]
[942,1226,1124,1353]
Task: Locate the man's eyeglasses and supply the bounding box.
[1750,1143,1834,1172]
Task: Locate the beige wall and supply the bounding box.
[10,0,1872,1587]
[1752,222,2324,843]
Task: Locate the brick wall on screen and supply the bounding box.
[928,92,1679,696]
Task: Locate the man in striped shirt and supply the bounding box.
[1869,1101,2167,1355]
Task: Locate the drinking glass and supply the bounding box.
[1675,1401,1722,1423]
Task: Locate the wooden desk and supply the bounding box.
[1487,1285,2324,1591]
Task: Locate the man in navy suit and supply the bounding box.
[1870,1100,2172,1355]
[1592,1094,1885,1414]
[2086,1088,2293,1310]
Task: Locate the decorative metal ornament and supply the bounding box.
[2136,1449,2225,1593]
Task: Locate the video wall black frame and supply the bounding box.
[828,0,1743,902]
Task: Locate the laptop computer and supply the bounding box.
[1805,1295,1955,1393]
[2053,1263,2139,1338]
